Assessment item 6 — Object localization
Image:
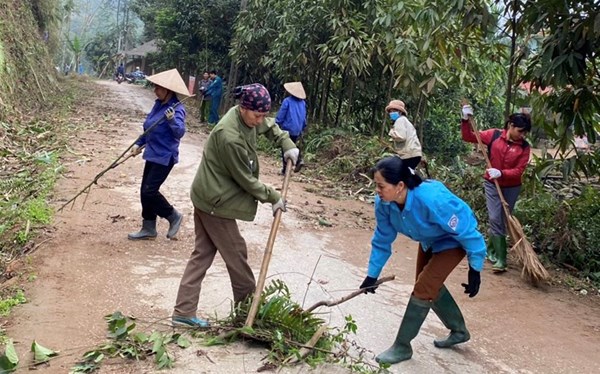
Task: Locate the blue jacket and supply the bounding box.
[205,76,223,99]
[275,96,307,136]
[135,96,186,166]
[367,180,486,278]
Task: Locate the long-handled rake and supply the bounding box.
[467,116,549,285]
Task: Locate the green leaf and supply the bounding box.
[0,339,19,372]
[31,340,58,363]
[176,335,191,348]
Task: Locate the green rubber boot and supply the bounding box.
[432,286,470,348]
[486,236,497,263]
[128,219,157,240]
[491,235,507,272]
[376,296,431,365]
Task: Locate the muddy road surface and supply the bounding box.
[4,79,600,374]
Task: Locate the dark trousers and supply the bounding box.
[140,160,175,220]
[281,134,302,172]
[484,181,521,236]
[208,96,221,124]
[413,245,465,300]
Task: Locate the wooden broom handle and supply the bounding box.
[244,158,294,328]
[466,116,512,218]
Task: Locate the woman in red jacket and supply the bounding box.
[460,105,532,272]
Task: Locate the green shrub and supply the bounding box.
[516,187,600,282]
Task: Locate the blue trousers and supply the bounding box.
[208,96,221,124]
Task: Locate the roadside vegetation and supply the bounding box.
[0,0,599,372]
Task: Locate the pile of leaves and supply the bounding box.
[65,280,378,373]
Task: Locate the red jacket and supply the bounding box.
[461,119,530,187]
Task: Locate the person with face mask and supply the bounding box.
[385,100,422,170]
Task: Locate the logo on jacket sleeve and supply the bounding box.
[448,214,459,231]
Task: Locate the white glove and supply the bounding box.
[283,147,300,165]
[487,168,502,179]
[131,144,142,157]
[165,107,175,121]
[462,105,473,120]
[272,199,287,216]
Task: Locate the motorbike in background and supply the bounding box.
[115,73,125,84]
[125,70,146,84]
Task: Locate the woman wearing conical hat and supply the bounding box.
[128,68,191,241]
[385,100,422,170]
[275,82,307,174]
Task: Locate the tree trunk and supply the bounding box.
[345,75,355,121]
[310,65,322,122]
[334,67,347,127]
[381,69,394,138]
[504,0,519,120]
[415,92,425,144]
[224,0,248,111]
[319,67,333,125]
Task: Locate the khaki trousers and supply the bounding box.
[413,245,465,301]
[174,208,256,317]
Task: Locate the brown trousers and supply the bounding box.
[413,245,465,301]
[174,208,256,317]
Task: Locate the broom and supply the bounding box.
[466,114,549,285]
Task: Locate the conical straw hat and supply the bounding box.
[146,68,191,97]
[283,82,306,99]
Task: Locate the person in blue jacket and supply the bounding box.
[275,81,307,174]
[128,69,190,241]
[205,70,223,125]
[360,156,486,365]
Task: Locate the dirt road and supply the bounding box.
[4,79,600,373]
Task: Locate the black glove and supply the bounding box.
[360,276,378,294]
[461,266,481,298]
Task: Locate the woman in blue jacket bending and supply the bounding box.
[360,156,486,365]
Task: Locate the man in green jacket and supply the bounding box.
[172,83,299,327]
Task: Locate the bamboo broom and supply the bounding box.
[466,114,549,285]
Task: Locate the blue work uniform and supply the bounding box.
[367,180,486,278]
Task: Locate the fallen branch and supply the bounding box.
[304,275,395,313]
[280,324,328,367]
[57,97,194,212]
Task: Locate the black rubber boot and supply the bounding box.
[432,286,470,348]
[376,296,432,364]
[166,209,183,239]
[128,219,157,240]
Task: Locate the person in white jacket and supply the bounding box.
[386,100,422,170]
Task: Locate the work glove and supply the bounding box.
[487,168,502,179]
[461,266,481,298]
[165,107,175,121]
[271,198,286,216]
[360,276,378,294]
[461,104,473,120]
[130,144,141,157]
[283,147,300,166]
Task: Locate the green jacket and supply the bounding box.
[191,105,296,221]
